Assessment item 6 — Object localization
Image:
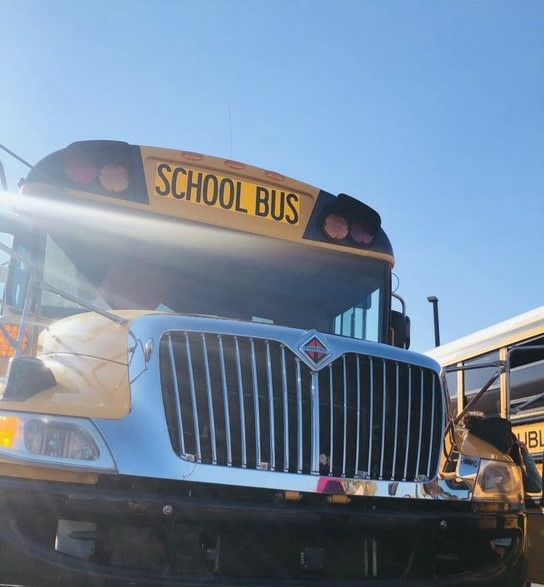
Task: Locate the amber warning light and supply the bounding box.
[320,194,381,247]
[0,324,28,358]
[64,150,130,194]
[23,141,149,204]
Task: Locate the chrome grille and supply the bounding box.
[160,331,443,482]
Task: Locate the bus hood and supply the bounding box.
[0,311,147,419]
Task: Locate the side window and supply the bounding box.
[333,289,381,341]
[0,232,14,304]
[0,229,30,313]
[462,350,501,415]
[443,368,459,417]
[509,338,544,417]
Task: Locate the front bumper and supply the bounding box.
[0,475,527,587]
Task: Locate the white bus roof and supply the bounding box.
[427,306,544,366]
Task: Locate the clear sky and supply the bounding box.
[1,0,543,352]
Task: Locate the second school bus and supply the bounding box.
[427,306,544,584]
[427,306,544,453]
[0,140,540,586]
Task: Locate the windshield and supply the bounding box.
[6,209,390,342]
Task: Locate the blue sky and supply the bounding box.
[1,0,543,352]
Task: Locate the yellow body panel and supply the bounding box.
[143,149,317,241]
[0,459,98,484]
[39,311,131,358]
[21,147,395,267]
[0,356,130,418]
[512,421,544,456]
[0,312,137,419]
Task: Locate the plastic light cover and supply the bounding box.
[0,412,116,472]
[0,416,18,448]
[473,459,523,504]
[99,164,130,192]
[25,419,100,460]
[0,324,28,358]
[323,213,349,240]
[349,219,374,245]
[65,156,98,185]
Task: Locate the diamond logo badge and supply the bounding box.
[299,332,332,368]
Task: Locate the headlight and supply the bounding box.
[0,412,116,472]
[472,459,524,510]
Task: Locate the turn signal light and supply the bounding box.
[0,324,29,358]
[0,416,20,448]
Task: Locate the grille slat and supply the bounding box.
[234,337,247,468]
[201,335,217,464]
[391,363,400,480]
[265,341,276,471]
[379,361,387,479]
[166,333,186,456]
[217,336,232,467]
[403,366,413,481]
[280,347,290,472]
[367,357,374,478]
[427,376,437,480]
[341,357,348,477]
[185,332,202,462]
[354,357,361,478]
[295,359,304,473]
[328,365,334,476]
[160,332,443,482]
[415,375,424,478]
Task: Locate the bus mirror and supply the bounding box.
[469,416,513,453]
[390,310,410,349]
[4,356,57,400]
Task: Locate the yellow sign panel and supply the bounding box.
[153,163,300,225]
[512,421,544,454]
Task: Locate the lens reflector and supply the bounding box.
[0,416,19,448]
[99,164,130,192]
[350,219,374,245]
[323,213,349,240]
[65,157,97,185]
[0,324,29,357]
[24,420,100,461]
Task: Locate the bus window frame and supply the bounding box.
[508,344,544,417]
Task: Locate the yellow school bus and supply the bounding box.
[426,307,544,452]
[0,140,536,586]
[427,306,544,584]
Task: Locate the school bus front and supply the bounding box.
[0,141,530,586]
